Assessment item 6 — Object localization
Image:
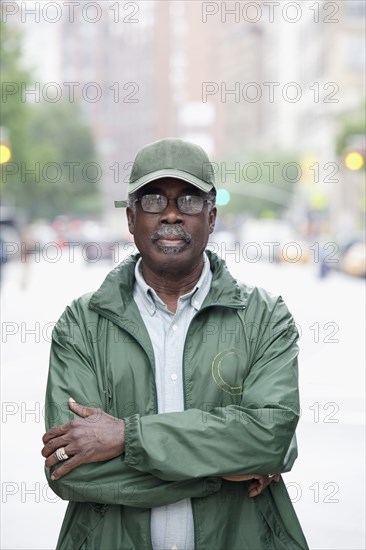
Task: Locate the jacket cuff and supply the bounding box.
[281,433,298,473]
[124,414,143,468]
[201,477,222,496]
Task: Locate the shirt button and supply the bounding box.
[171,324,178,331]
[171,373,178,381]
[193,300,199,307]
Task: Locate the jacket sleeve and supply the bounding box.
[44,305,221,506]
[124,296,301,481]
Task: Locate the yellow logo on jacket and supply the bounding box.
[211,349,244,395]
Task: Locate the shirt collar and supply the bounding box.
[134,253,212,316]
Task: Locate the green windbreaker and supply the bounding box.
[45,251,308,550]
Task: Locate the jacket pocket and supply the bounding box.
[56,502,109,550]
[259,512,304,550]
[256,491,306,550]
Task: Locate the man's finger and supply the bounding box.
[41,435,69,458]
[42,423,69,444]
[222,474,261,482]
[50,455,81,480]
[45,446,72,469]
[248,481,259,497]
[68,398,99,418]
[248,475,276,497]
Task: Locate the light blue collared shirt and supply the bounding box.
[133,253,212,550]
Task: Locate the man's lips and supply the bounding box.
[156,238,186,246]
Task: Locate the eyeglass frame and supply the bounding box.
[129,193,213,215]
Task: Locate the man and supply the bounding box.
[42,138,308,549]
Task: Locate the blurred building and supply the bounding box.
[214,24,264,158]
[172,1,219,156]
[58,2,164,232]
[296,0,366,235]
[57,1,222,231]
[252,0,366,235]
[297,0,365,152]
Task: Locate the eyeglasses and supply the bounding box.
[131,194,212,215]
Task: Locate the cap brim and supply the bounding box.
[114,169,214,208]
[131,169,214,193]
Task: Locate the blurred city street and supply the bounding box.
[1,0,365,548]
[1,252,365,549]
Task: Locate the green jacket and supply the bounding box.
[45,252,308,550]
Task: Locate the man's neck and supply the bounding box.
[140,258,204,313]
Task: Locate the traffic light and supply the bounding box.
[0,127,11,165]
[343,135,365,171]
[216,188,231,206]
[344,151,364,171]
[0,144,11,164]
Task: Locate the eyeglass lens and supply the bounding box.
[140,194,205,214]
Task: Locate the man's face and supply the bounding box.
[126,178,217,274]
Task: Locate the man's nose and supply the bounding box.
[159,198,183,223]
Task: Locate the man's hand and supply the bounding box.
[222,473,280,497]
[41,398,125,480]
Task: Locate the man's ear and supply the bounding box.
[126,207,135,234]
[208,206,217,235]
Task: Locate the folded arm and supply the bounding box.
[42,311,221,507]
[43,297,299,501]
[122,297,300,480]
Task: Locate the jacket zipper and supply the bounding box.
[88,305,159,412]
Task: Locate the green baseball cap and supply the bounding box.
[114,138,216,208]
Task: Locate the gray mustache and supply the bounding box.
[150,225,191,243]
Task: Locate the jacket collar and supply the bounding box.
[88,250,247,323]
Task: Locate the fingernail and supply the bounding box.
[51,474,56,481]
[68,397,76,403]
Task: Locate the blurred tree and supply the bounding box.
[0,21,102,220]
[22,101,102,219]
[0,21,31,174]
